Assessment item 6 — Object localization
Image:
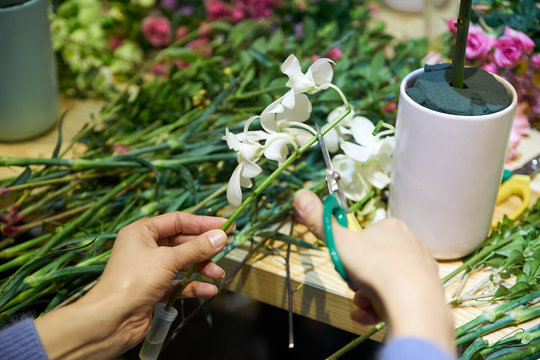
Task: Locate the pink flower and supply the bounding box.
[113,143,132,154]
[446,18,457,34]
[231,7,245,21]
[175,60,190,69]
[368,4,379,16]
[481,62,498,74]
[176,26,188,41]
[232,0,281,20]
[198,22,212,38]
[150,62,170,76]
[311,55,320,63]
[422,51,443,65]
[494,35,525,69]
[466,25,493,60]
[326,46,343,60]
[187,38,212,57]
[382,102,397,113]
[206,0,231,20]
[142,16,172,47]
[532,54,540,69]
[504,27,535,55]
[108,36,124,50]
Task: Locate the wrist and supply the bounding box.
[35,293,126,360]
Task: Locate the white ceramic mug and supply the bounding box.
[388,68,517,260]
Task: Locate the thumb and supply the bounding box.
[172,229,227,270]
[294,190,325,239]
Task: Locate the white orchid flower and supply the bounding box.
[260,93,312,133]
[223,128,264,207]
[323,105,355,152]
[280,54,335,108]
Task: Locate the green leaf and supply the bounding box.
[256,231,321,250]
[52,110,69,159]
[494,285,511,298]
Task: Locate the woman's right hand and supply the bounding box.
[293,190,455,356]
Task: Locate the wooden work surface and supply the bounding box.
[1,96,539,344]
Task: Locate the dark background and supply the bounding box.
[120,290,382,360]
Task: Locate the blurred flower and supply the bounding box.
[207,0,231,20]
[507,102,531,161]
[422,51,443,65]
[198,22,213,38]
[480,62,498,74]
[107,36,124,50]
[504,27,534,55]
[446,18,457,34]
[294,23,303,38]
[175,26,188,41]
[141,15,172,47]
[532,54,540,69]
[179,6,195,15]
[368,4,378,16]
[466,25,493,60]
[382,102,397,113]
[160,0,177,9]
[494,35,526,68]
[186,38,212,56]
[326,47,343,61]
[150,61,170,76]
[175,60,190,69]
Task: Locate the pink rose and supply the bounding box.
[532,54,540,69]
[176,26,188,41]
[466,25,493,60]
[311,55,320,63]
[326,46,343,60]
[142,16,172,47]
[382,102,397,113]
[504,27,535,55]
[206,0,231,20]
[368,4,378,16]
[446,18,457,34]
[494,35,525,69]
[480,62,498,74]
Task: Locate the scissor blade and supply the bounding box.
[513,155,540,177]
[316,124,334,173]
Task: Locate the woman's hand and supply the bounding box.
[293,190,455,356]
[35,212,232,360]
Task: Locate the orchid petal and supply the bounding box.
[281,54,313,93]
[260,97,284,132]
[282,89,296,109]
[241,158,262,179]
[223,128,243,152]
[306,58,334,88]
[332,154,368,201]
[323,128,340,153]
[351,116,377,146]
[264,137,290,164]
[287,127,313,147]
[280,93,312,124]
[227,164,243,206]
[341,141,373,162]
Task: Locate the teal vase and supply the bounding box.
[0,0,59,142]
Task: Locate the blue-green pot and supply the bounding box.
[0,0,59,142]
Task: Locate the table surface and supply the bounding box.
[2,0,540,344]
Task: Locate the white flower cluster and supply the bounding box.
[223,54,336,206]
[324,106,395,223]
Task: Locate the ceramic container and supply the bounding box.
[0,0,59,142]
[388,68,517,260]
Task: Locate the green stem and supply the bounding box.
[456,306,540,345]
[488,341,540,360]
[349,190,375,214]
[0,234,52,259]
[325,322,386,360]
[451,0,472,88]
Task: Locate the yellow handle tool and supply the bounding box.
[491,174,531,228]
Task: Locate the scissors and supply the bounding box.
[316,125,362,283]
[492,154,539,227]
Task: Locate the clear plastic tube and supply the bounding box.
[139,303,178,360]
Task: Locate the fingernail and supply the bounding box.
[297,192,316,213]
[208,230,226,249]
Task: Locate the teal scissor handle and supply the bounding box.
[502,169,513,183]
[323,193,349,283]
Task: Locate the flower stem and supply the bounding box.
[452,0,472,88]
[325,321,386,360]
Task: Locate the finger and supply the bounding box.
[171,229,227,270]
[156,223,235,247]
[145,212,229,239]
[351,307,380,325]
[181,282,218,298]
[193,260,225,280]
[294,190,324,239]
